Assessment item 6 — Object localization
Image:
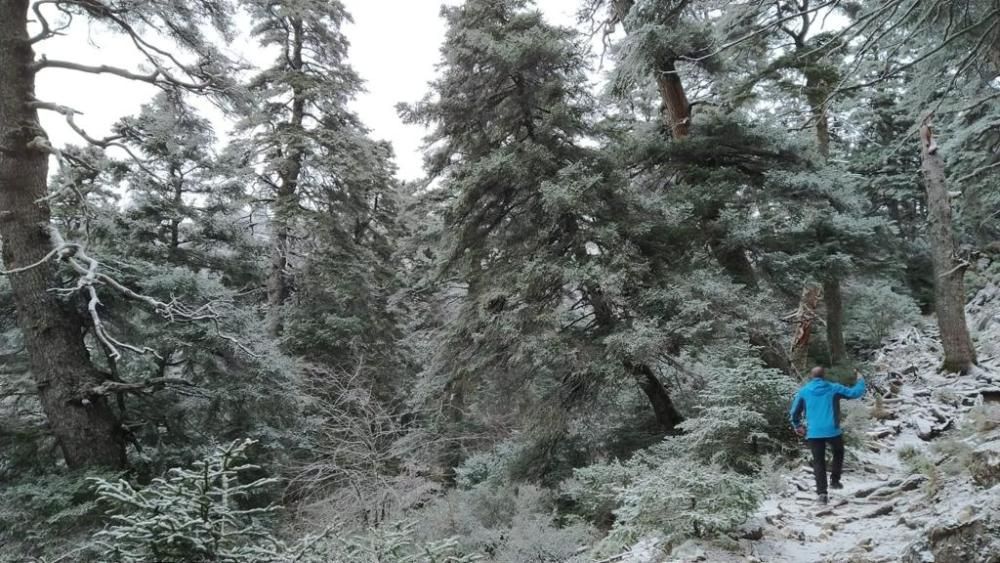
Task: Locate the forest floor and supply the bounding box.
[640,286,1000,563]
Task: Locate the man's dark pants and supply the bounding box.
[807,435,844,495]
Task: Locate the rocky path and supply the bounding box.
[747,364,1000,563]
[659,285,1000,563]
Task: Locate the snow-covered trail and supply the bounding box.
[748,364,999,562]
[661,286,1000,563]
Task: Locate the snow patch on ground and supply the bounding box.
[650,284,1000,562]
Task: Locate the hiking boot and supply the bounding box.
[830,481,843,490]
[817,493,828,505]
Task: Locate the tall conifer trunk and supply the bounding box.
[266,18,306,338]
[824,278,846,365]
[789,283,822,375]
[919,120,977,373]
[655,60,691,140]
[805,67,848,366]
[0,0,124,468]
[626,361,684,431]
[587,284,683,431]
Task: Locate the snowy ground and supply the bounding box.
[632,286,1000,563]
[744,362,1000,563]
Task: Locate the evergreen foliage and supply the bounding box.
[91,440,287,562]
[0,0,996,559]
[565,356,795,549]
[843,281,923,348]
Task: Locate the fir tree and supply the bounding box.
[238,0,374,338]
[400,0,693,472]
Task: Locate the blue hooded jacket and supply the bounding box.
[789,377,866,439]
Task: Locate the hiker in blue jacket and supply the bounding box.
[789,366,866,504]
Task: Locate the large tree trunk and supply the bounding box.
[266,184,293,337]
[612,1,690,139]
[265,18,306,338]
[919,121,977,373]
[709,234,794,374]
[626,360,684,432]
[805,68,850,368]
[805,71,830,161]
[0,0,125,468]
[586,284,683,432]
[750,331,793,374]
[789,283,822,375]
[824,277,847,365]
[655,60,691,140]
[710,239,757,290]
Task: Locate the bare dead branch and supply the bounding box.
[28,99,161,179]
[687,0,842,63]
[0,244,67,276]
[3,225,256,361]
[89,376,195,396]
[29,0,74,43]
[955,160,1000,184]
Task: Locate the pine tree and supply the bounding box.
[0,0,237,469]
[113,93,259,283]
[238,0,371,338]
[920,119,978,372]
[400,0,693,462]
[237,0,410,500]
[92,439,286,562]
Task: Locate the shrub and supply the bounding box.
[91,439,291,562]
[843,281,922,349]
[498,514,593,562]
[968,404,1000,433]
[675,362,799,473]
[410,483,594,562]
[454,441,523,489]
[563,358,800,550]
[569,445,764,549]
[839,400,873,454]
[332,521,483,563]
[0,471,109,562]
[899,448,941,497]
[560,460,633,529]
[931,438,975,477]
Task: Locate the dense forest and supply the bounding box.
[1,0,998,561]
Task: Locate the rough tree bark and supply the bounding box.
[265,18,307,338]
[655,59,691,140]
[611,0,790,373]
[919,119,977,373]
[824,277,846,365]
[0,0,125,468]
[807,82,848,365]
[586,284,684,432]
[625,360,684,431]
[611,0,690,138]
[789,283,822,375]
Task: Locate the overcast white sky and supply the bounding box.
[34,0,584,181]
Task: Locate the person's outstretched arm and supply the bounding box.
[833,373,866,399]
[789,392,806,430]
